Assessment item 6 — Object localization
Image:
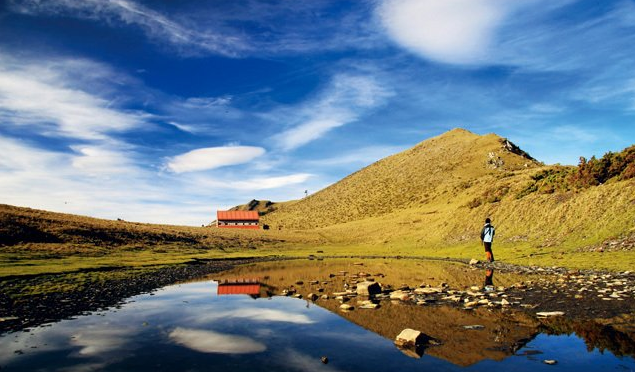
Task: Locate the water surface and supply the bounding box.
[1,259,634,371]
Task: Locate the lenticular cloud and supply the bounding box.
[166,146,266,173]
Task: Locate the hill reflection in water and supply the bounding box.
[0,259,633,372]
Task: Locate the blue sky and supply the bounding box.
[1,0,634,225]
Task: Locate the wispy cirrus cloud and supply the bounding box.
[271,74,393,150]
[0,54,146,140]
[8,0,379,57]
[8,0,249,57]
[193,173,312,191]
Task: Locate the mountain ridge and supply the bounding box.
[261,128,541,230]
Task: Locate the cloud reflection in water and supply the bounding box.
[169,327,267,354]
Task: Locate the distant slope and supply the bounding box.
[262,128,539,230]
[229,199,296,216]
[0,204,299,250]
[262,128,635,263]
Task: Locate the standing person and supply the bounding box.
[480,218,495,262]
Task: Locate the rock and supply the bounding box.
[415,287,442,295]
[356,281,382,296]
[321,356,329,364]
[358,300,379,309]
[469,259,480,265]
[394,329,425,348]
[390,290,410,301]
[320,295,329,300]
[307,293,318,301]
[501,298,510,306]
[293,294,303,299]
[295,280,304,285]
[340,304,354,311]
[463,325,485,330]
[543,359,558,365]
[536,311,565,317]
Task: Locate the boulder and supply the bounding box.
[394,329,430,348]
[356,281,382,296]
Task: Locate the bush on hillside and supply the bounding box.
[569,145,635,187]
[517,145,635,198]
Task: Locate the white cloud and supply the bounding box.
[198,308,314,324]
[70,145,137,176]
[169,328,266,354]
[70,329,130,356]
[276,117,353,151]
[273,74,392,150]
[166,146,266,173]
[194,173,312,191]
[0,55,145,140]
[378,0,509,65]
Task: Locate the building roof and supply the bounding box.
[217,210,259,221]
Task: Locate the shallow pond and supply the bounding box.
[1,259,634,371]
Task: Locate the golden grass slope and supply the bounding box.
[262,128,539,230]
[262,128,635,270]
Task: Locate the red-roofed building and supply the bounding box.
[216,210,259,229]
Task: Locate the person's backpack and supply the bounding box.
[483,226,495,243]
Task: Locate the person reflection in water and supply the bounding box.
[480,217,495,262]
[484,269,494,291]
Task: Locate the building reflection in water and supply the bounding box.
[217,278,261,298]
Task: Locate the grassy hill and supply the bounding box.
[262,128,635,269]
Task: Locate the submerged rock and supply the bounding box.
[536,311,565,317]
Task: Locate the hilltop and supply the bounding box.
[262,128,635,269]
